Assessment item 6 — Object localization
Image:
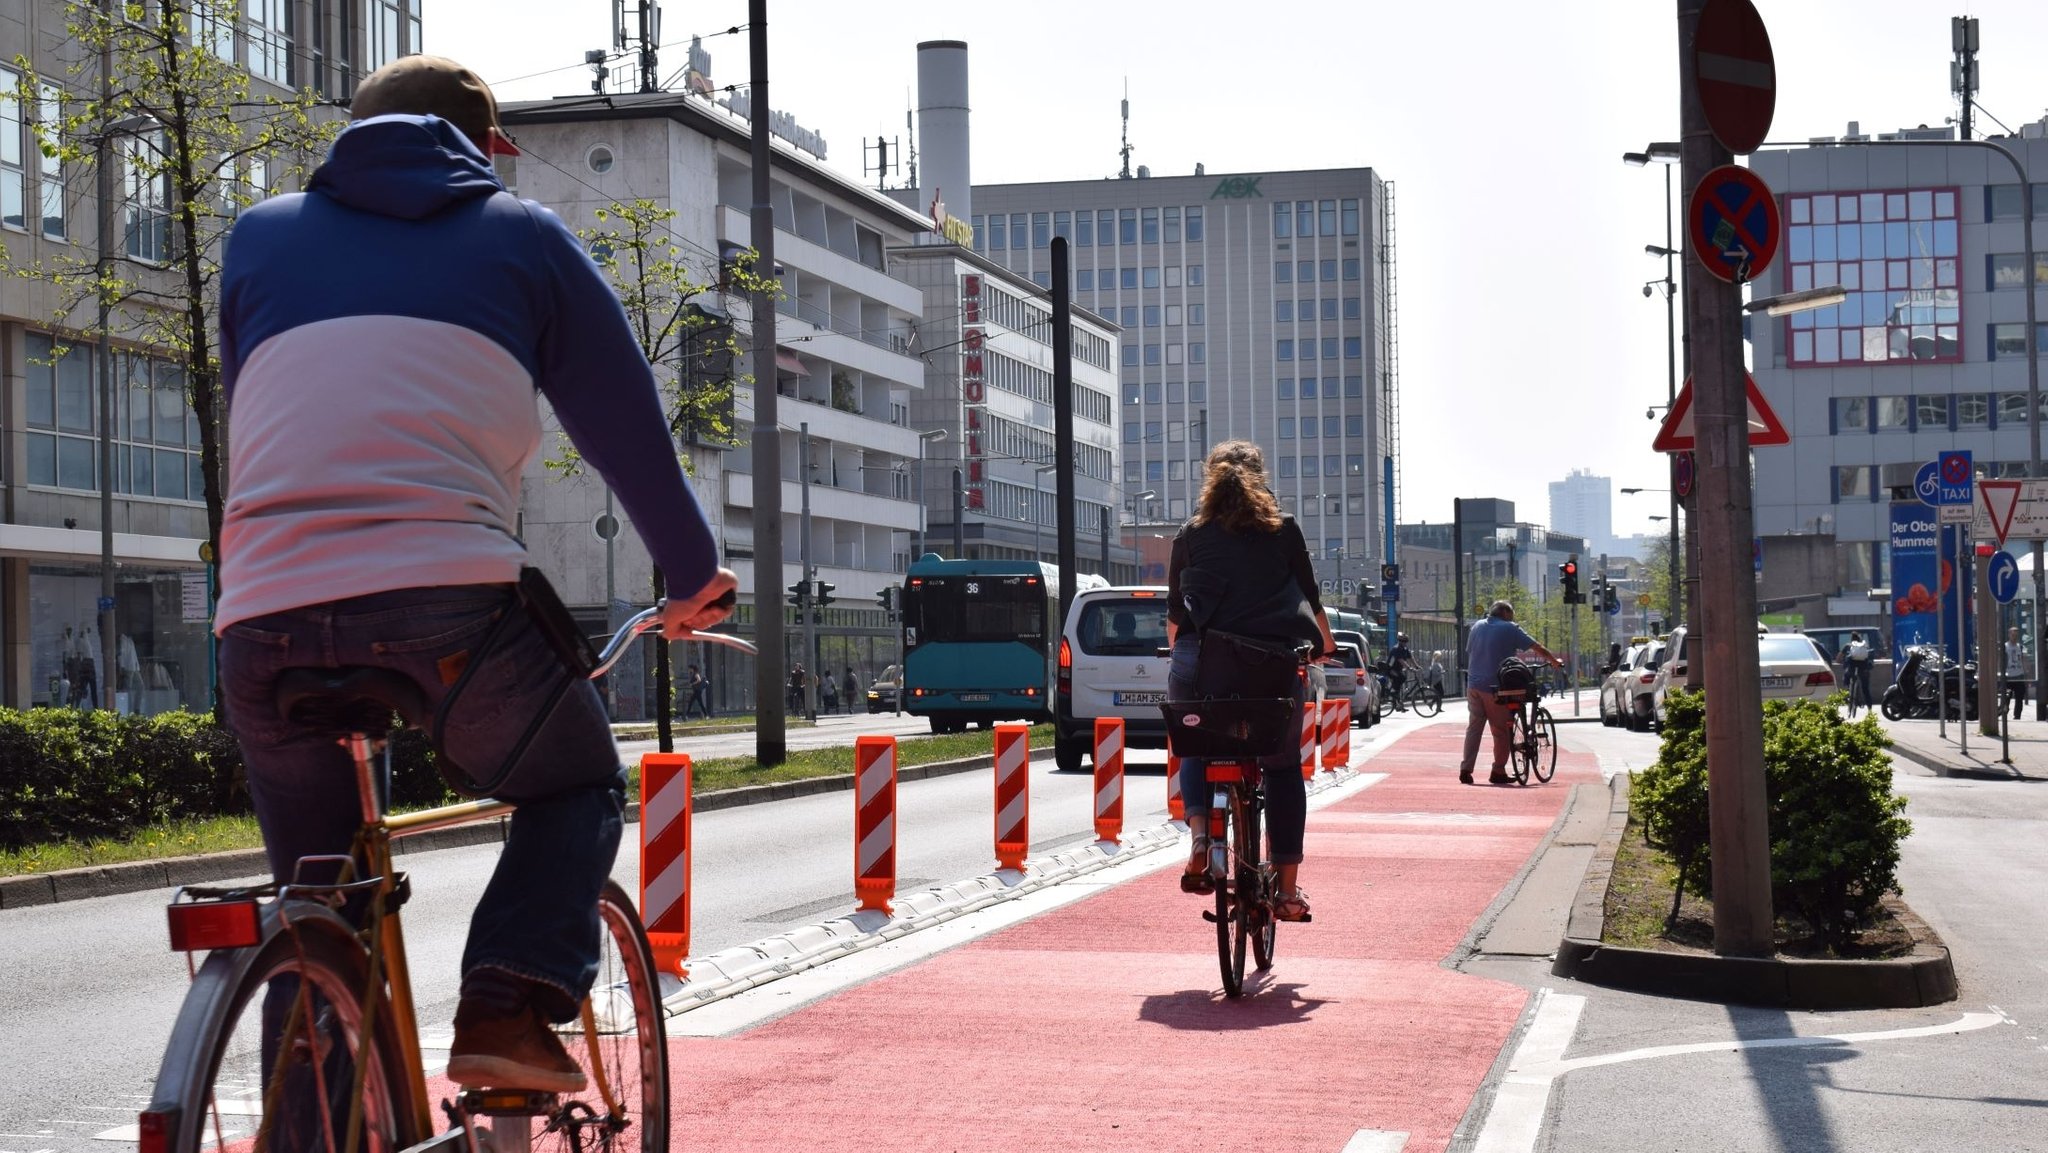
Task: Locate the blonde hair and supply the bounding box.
[1191,440,1283,534]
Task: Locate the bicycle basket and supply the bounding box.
[1160,698,1296,760]
[1496,657,1543,704]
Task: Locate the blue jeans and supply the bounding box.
[220,585,624,1008]
[1167,636,1307,865]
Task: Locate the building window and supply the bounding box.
[1189,342,1204,364]
[1031,211,1049,248]
[1278,378,1294,400]
[1140,207,1158,244]
[369,0,404,71]
[1986,252,2048,288]
[1986,183,2048,219]
[1958,394,1990,427]
[1119,208,1136,245]
[1345,375,1362,398]
[1301,455,1319,478]
[1165,304,1181,326]
[1835,465,1873,502]
[24,335,202,499]
[36,84,62,240]
[0,68,23,231]
[1053,210,1071,243]
[1298,260,1314,282]
[2000,393,2032,426]
[1321,297,1338,321]
[1186,206,1203,242]
[1832,396,1869,431]
[1187,264,1203,286]
[1142,266,1160,288]
[1345,414,1364,438]
[1276,339,1293,361]
[1121,267,1137,290]
[1342,258,1360,280]
[1320,259,1337,282]
[1275,261,1292,284]
[1123,424,1140,444]
[1322,337,1339,360]
[1010,213,1026,250]
[1120,306,1136,327]
[1279,456,1296,479]
[1300,377,1317,398]
[1784,188,1961,366]
[1344,296,1361,319]
[1915,394,1950,430]
[1341,198,1360,236]
[1144,343,1160,365]
[1319,199,1337,236]
[1189,380,1206,401]
[1075,211,1092,246]
[1143,304,1160,327]
[1279,417,1295,439]
[249,0,295,84]
[1273,201,1290,238]
[1874,395,1910,430]
[988,214,1005,249]
[123,132,172,262]
[1168,419,1184,442]
[1097,209,1114,245]
[1121,345,1137,367]
[1188,303,1203,326]
[1300,415,1317,439]
[1296,200,1312,237]
[1122,382,1140,405]
[1988,323,2048,359]
[971,215,986,251]
[1165,265,1182,288]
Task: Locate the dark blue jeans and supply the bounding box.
[220,585,624,1009]
[1167,636,1307,865]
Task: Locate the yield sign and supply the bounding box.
[1651,372,1789,452]
[1978,479,2023,546]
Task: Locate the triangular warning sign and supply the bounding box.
[1979,479,2023,546]
[1651,373,1789,452]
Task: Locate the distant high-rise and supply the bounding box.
[1549,470,1613,557]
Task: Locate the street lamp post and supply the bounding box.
[1032,462,1059,563]
[1625,142,1684,638]
[912,428,947,561]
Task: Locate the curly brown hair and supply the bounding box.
[1190,440,1283,534]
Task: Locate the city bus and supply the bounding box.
[900,556,1104,732]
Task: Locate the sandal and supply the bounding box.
[1180,834,1215,894]
[1273,890,1313,922]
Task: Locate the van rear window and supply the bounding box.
[1076,600,1170,656]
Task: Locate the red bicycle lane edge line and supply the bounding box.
[660,725,1596,1153]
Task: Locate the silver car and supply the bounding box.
[1323,640,1379,727]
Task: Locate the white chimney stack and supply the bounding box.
[917,41,970,235]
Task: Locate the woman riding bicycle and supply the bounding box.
[1165,441,1337,923]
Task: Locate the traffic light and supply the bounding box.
[1604,584,1621,614]
[877,586,897,613]
[787,581,808,609]
[1559,558,1580,604]
[815,581,836,609]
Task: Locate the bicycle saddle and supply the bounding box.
[274,667,427,735]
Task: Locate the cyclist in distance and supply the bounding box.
[1388,632,1414,709]
[1460,600,1562,785]
[215,55,736,1093]
[1165,441,1337,923]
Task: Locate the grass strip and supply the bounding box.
[1,723,1056,878]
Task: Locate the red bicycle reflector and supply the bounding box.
[167,899,261,952]
[137,1108,175,1153]
[1204,763,1245,783]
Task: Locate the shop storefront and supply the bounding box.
[27,563,210,714]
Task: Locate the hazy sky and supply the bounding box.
[427,1,2048,539]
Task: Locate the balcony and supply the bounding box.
[717,204,923,316]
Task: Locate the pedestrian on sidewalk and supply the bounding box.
[821,672,840,713]
[2005,627,2027,720]
[1460,601,1563,785]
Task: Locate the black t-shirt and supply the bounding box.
[1166,515,1324,645]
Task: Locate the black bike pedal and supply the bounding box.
[456,1089,561,1117]
[1202,910,1220,923]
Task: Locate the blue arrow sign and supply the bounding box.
[1989,551,2021,604]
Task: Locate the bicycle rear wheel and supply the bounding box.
[1531,707,1559,783]
[1413,686,1443,718]
[1245,790,1276,973]
[527,879,671,1153]
[1214,788,1249,998]
[1509,710,1534,785]
[144,902,421,1153]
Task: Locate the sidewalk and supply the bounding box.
[655,726,1599,1152]
[1879,712,2048,780]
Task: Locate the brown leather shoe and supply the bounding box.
[447,972,588,1093]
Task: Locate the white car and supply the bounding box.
[1054,586,1172,773]
[1324,640,1379,727]
[1599,642,1647,726]
[1652,625,1833,727]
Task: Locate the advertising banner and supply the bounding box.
[1888,503,1972,667]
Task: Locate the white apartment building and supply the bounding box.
[0,0,416,712]
[1548,469,1615,560]
[499,91,934,715]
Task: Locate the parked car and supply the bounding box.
[1053,587,1173,773]
[1652,625,1836,727]
[1324,640,1379,727]
[1599,642,1648,726]
[864,664,902,713]
[1625,639,1666,731]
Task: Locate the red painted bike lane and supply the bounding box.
[668,724,1597,1151]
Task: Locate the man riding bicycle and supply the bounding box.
[1388,632,1415,709]
[216,55,735,1094]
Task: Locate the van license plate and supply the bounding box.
[1115,691,1166,705]
[1761,676,1792,688]
[958,693,992,702]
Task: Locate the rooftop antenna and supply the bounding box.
[1118,79,1134,180]
[1951,15,1979,141]
[905,93,918,192]
[585,47,610,94]
[637,1,662,93]
[863,136,900,192]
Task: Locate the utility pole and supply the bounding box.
[1452,499,1466,693]
[1678,0,1773,957]
[94,0,116,714]
[800,422,817,720]
[1052,238,1077,629]
[747,0,787,764]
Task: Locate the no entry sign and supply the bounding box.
[1694,0,1776,154]
[1689,165,1780,283]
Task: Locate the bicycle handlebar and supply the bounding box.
[589,590,755,680]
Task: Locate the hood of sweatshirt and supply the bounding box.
[305,114,503,221]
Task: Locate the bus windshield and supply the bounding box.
[909,575,1049,645]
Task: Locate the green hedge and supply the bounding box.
[1634,688,1911,949]
[0,709,450,850]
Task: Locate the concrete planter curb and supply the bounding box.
[1550,773,1958,1010]
[0,751,1009,911]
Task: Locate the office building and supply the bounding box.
[1747,117,2048,630]
[1549,469,1616,559]
[970,168,1400,600]
[0,1,413,711]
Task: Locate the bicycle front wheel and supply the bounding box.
[1532,707,1559,783]
[145,902,422,1153]
[529,879,671,1153]
[1413,686,1443,718]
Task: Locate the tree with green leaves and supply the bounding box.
[571,198,775,749]
[7,0,340,713]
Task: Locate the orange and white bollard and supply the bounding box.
[1331,698,1353,770]
[638,752,693,977]
[1166,750,1184,821]
[854,735,897,912]
[1301,700,1319,779]
[1320,698,1345,774]
[992,723,1031,871]
[1092,717,1125,843]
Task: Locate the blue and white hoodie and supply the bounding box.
[216,114,715,630]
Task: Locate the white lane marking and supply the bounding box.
[1341,1130,1409,1152]
[1471,987,2006,1153]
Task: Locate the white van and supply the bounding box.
[1054,586,1174,772]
